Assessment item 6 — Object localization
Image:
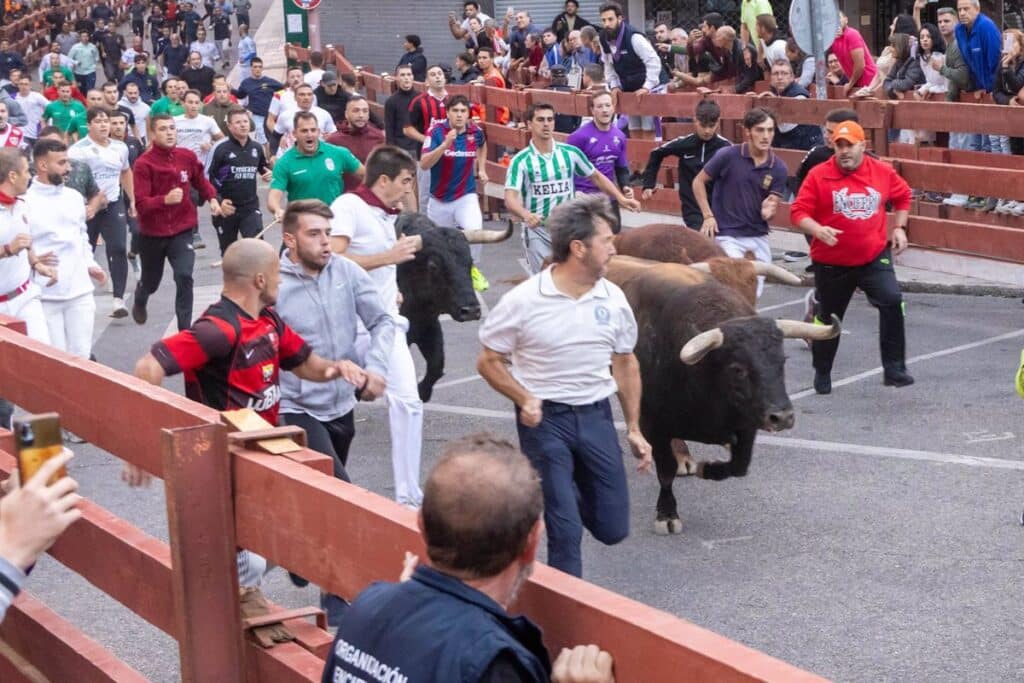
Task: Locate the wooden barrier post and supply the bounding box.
[162,424,245,683]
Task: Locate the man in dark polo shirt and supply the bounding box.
[692,107,788,298]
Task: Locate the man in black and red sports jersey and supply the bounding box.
[121,237,367,488]
[402,64,447,211]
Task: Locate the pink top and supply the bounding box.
[831,27,877,88]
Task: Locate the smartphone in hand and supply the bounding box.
[14,413,66,485]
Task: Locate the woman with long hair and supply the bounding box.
[907,23,947,149]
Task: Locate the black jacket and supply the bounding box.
[314,85,384,128]
[208,135,270,211]
[884,56,925,97]
[992,60,1024,105]
[384,87,419,155]
[551,12,592,42]
[181,65,216,98]
[397,48,427,82]
[642,132,732,227]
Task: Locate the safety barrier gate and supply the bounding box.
[0,315,823,681]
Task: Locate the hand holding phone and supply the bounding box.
[14,413,66,485]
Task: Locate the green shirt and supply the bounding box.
[271,142,361,206]
[505,141,596,219]
[42,67,74,86]
[741,0,774,43]
[43,99,88,138]
[150,96,185,117]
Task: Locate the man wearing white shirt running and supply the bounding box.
[174,89,223,166]
[273,84,335,157]
[14,76,48,144]
[68,107,134,318]
[118,82,150,144]
[329,145,425,508]
[27,137,107,358]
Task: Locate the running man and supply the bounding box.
[566,90,633,232]
[419,94,490,291]
[505,102,639,273]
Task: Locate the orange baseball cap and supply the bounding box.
[832,121,865,144]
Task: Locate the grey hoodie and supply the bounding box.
[277,251,395,421]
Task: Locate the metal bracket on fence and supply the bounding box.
[242,605,327,632]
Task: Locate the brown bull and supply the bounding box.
[613,224,802,306]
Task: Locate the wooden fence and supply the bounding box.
[0,315,824,680]
[290,43,1024,267]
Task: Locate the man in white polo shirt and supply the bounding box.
[477,194,652,578]
[273,84,335,158]
[329,145,424,508]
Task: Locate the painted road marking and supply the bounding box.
[757,296,808,313]
[432,374,483,390]
[414,401,1024,471]
[790,328,1024,400]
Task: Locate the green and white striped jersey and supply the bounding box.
[504,141,597,219]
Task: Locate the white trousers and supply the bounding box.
[416,167,432,214]
[0,289,49,344]
[716,234,771,298]
[427,192,483,262]
[42,294,95,359]
[356,317,424,506]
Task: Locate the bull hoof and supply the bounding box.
[675,457,699,477]
[653,518,683,535]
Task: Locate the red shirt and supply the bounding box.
[151,296,311,424]
[326,121,383,192]
[134,144,217,237]
[830,27,877,88]
[791,155,912,267]
[43,85,87,104]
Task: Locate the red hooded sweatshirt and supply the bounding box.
[134,144,217,237]
[791,155,912,267]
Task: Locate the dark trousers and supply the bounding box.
[75,72,96,93]
[132,19,144,37]
[280,411,355,482]
[128,216,140,256]
[135,229,195,331]
[812,248,907,375]
[87,197,128,298]
[213,208,263,256]
[515,398,629,578]
[0,398,12,430]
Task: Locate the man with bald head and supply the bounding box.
[323,433,617,683]
[123,237,367,490]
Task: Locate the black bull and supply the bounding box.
[396,214,512,402]
[605,257,840,534]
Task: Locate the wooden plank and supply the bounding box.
[486,161,508,185]
[948,149,1024,170]
[0,327,220,476]
[899,160,1024,200]
[163,425,245,683]
[481,85,524,112]
[231,450,822,683]
[755,96,838,126]
[617,91,706,117]
[0,450,177,635]
[907,216,1024,261]
[245,640,325,683]
[890,100,1024,136]
[481,121,527,149]
[0,592,147,683]
[527,88,588,116]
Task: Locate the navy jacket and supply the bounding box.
[397,47,427,82]
[322,566,551,683]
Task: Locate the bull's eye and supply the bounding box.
[730,364,748,380]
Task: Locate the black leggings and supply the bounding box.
[812,248,907,375]
[280,411,355,482]
[87,197,128,298]
[213,209,263,256]
[135,229,195,331]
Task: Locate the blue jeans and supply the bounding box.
[516,398,629,577]
[75,72,96,94]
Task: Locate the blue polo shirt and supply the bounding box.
[702,143,788,238]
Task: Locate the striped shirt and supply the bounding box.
[423,121,485,201]
[504,141,596,219]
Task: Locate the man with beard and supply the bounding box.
[322,433,618,683]
[26,137,107,360]
[566,91,632,233]
[477,196,651,579]
[326,95,383,193]
[272,84,335,157]
[596,2,661,137]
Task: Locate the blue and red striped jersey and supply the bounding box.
[423,121,485,201]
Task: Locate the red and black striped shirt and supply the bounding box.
[408,91,447,138]
[151,296,311,424]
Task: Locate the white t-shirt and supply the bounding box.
[329,193,398,317]
[24,181,97,301]
[303,68,324,89]
[68,136,130,202]
[119,97,151,141]
[478,266,638,405]
[0,199,33,295]
[14,91,49,136]
[274,106,336,154]
[173,113,220,165]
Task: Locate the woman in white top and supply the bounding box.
[906,23,947,145]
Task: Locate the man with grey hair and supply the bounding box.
[322,432,618,682]
[478,195,652,578]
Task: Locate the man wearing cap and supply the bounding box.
[791,120,915,395]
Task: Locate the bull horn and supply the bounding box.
[775,314,842,341]
[463,220,514,244]
[688,262,711,273]
[680,327,725,365]
[752,261,803,285]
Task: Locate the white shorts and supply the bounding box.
[0,286,49,344]
[416,167,431,213]
[426,192,482,230]
[715,234,771,298]
[252,114,267,145]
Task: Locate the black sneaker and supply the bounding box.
[320,592,350,628]
[287,571,309,588]
[131,296,147,325]
[783,250,807,262]
[883,369,915,387]
[814,371,832,395]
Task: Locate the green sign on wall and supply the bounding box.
[283,0,309,50]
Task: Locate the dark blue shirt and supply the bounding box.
[233,76,283,117]
[161,44,189,76]
[322,566,551,683]
[702,143,788,238]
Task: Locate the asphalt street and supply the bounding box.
[15,190,1024,682]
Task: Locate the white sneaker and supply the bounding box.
[1012,202,1024,217]
[994,200,1013,214]
[942,194,969,207]
[111,297,128,319]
